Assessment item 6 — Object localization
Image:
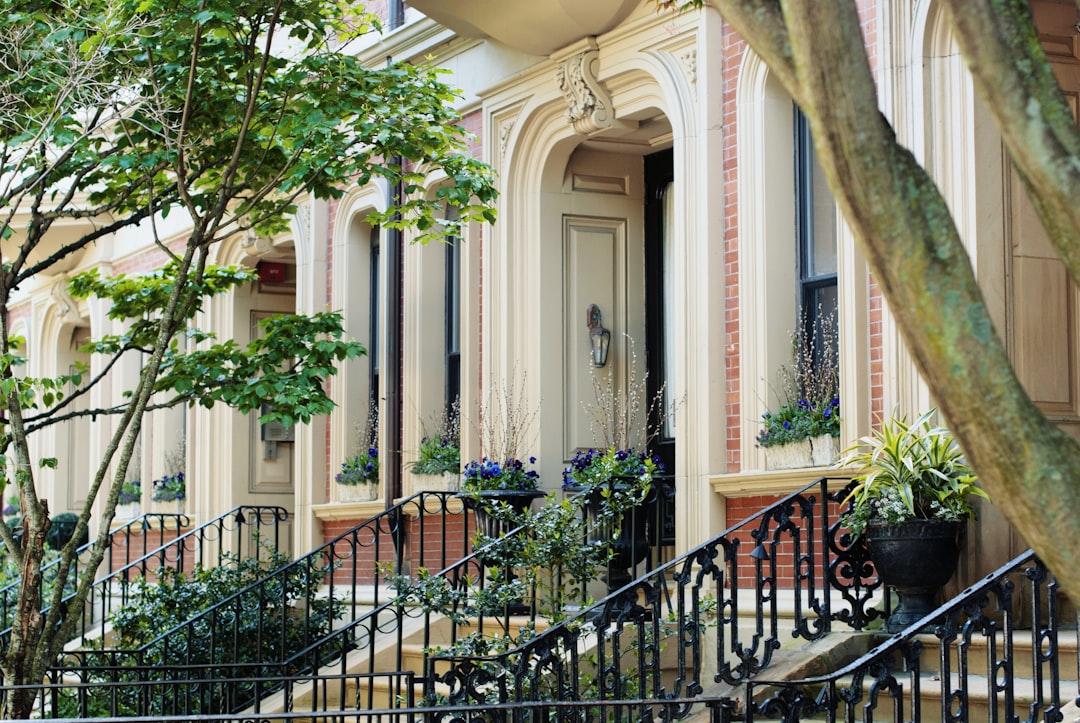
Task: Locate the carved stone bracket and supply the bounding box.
[51,279,82,326]
[681,49,698,99]
[556,45,615,135]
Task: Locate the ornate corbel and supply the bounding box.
[50,279,81,326]
[556,45,615,135]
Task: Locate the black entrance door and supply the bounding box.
[644,148,676,551]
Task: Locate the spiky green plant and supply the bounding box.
[839,409,990,538]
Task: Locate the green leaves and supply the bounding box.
[155,311,365,426]
[69,263,257,323]
[839,409,990,537]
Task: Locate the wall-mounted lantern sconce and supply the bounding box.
[586,304,611,368]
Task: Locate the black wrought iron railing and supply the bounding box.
[3,476,868,720]
[51,491,472,716]
[0,513,191,642]
[730,549,1076,723]
[424,477,880,713]
[0,506,290,651]
[5,476,1072,723]
[35,482,673,717]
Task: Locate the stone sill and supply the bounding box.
[312,500,386,522]
[711,468,855,497]
[312,494,466,522]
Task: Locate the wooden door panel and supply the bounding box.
[1008,1,1080,425]
[1013,257,1076,412]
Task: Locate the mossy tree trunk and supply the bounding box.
[692,0,1080,604]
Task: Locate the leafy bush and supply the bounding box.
[336,447,379,485]
[65,547,342,717]
[839,410,989,538]
[562,447,661,491]
[151,472,185,502]
[460,456,539,493]
[756,397,840,447]
[118,480,142,505]
[757,308,840,448]
[410,435,460,476]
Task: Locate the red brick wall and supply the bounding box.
[321,508,475,587]
[107,524,193,583]
[721,24,747,472]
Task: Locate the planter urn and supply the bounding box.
[866,519,964,633]
[458,488,544,615]
[565,480,655,592]
[338,482,378,502]
[459,489,544,540]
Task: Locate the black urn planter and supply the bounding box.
[458,489,544,615]
[459,489,544,540]
[866,519,964,633]
[566,480,655,593]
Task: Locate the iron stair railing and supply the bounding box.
[0,513,188,634]
[40,484,666,717]
[0,506,290,652]
[425,476,880,714]
[274,478,679,709]
[5,477,873,721]
[53,491,472,712]
[9,480,1078,723]
[734,549,1075,723]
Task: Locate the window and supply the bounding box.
[794,106,838,370]
[445,210,461,412]
[369,226,380,403]
[389,0,404,29]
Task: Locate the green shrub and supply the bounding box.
[74,547,341,717]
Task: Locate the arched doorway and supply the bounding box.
[536,112,678,561]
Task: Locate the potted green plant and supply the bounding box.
[117,480,142,519]
[459,456,542,531]
[562,447,660,591]
[337,401,380,502]
[151,472,186,514]
[561,339,678,591]
[458,375,543,535]
[409,400,461,493]
[757,310,840,469]
[839,409,990,632]
[336,447,379,502]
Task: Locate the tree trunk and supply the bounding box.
[707,0,1080,605]
[2,511,49,720]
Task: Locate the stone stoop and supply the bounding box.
[678,632,881,723]
[250,609,552,714]
[900,630,1080,721]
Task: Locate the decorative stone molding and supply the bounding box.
[556,46,615,135]
[498,119,515,160]
[241,230,274,258]
[50,279,81,325]
[680,49,698,98]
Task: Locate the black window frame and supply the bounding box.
[794,106,839,368]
